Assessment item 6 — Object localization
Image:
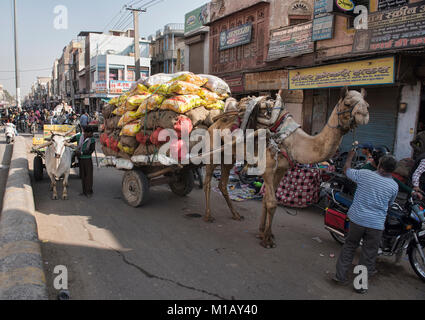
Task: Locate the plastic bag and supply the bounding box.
[114,158,134,170]
[109,97,119,106]
[144,73,173,87]
[174,116,193,138]
[161,95,206,114]
[121,121,142,137]
[199,74,231,96]
[172,73,208,87]
[118,111,143,128]
[168,81,201,95]
[112,106,127,116]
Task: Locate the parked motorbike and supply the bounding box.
[322,181,425,282]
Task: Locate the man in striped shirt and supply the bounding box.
[333,149,398,293]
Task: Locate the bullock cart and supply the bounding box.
[31,124,78,181]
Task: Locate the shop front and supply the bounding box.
[289,56,401,153]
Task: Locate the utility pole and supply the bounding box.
[126,6,146,81]
[13,0,21,111]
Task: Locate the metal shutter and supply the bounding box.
[328,87,398,153]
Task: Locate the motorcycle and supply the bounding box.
[323,181,425,282]
[5,124,16,144]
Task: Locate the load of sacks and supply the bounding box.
[100,72,231,162]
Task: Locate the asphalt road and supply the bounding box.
[25,137,425,300]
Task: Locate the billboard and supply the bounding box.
[185,3,210,34]
[288,56,395,90]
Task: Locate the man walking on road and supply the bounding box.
[70,127,96,198]
[79,110,90,131]
[333,148,399,294]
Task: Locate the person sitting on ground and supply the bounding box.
[333,151,399,294]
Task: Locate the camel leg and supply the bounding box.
[259,156,288,249]
[62,172,69,200]
[203,163,218,223]
[219,164,244,221]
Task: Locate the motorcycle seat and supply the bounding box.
[334,192,353,208]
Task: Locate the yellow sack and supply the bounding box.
[118,111,143,128]
[118,92,130,108]
[109,97,119,106]
[199,88,221,104]
[161,95,206,114]
[205,100,225,110]
[132,83,149,95]
[121,121,142,137]
[172,73,208,87]
[148,84,170,95]
[112,106,127,116]
[136,94,165,115]
[118,142,135,155]
[168,81,201,96]
[126,93,151,110]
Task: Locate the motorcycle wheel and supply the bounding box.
[408,241,425,282]
[330,231,347,245]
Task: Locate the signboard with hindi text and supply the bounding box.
[267,22,314,61]
[353,2,425,53]
[288,57,395,90]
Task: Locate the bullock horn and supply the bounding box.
[34,141,53,149]
[64,142,77,149]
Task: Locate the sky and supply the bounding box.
[0,0,209,98]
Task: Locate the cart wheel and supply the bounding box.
[169,170,194,197]
[122,170,150,208]
[34,156,44,181]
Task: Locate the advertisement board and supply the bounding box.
[109,80,134,94]
[288,56,395,90]
[219,23,253,51]
[185,3,210,34]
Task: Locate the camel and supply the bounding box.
[203,87,370,248]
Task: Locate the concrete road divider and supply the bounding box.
[0,136,48,300]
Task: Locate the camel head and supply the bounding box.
[337,87,370,132]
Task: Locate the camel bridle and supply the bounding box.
[326,98,362,133]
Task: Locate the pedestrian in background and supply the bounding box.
[79,110,90,131]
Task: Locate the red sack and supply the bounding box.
[136,132,150,145]
[100,133,108,146]
[170,140,188,162]
[174,116,193,138]
[150,128,171,146]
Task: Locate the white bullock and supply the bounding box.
[37,133,76,200]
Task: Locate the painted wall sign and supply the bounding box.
[267,22,314,61]
[312,14,334,41]
[245,70,289,91]
[288,56,395,90]
[352,2,425,53]
[219,23,253,51]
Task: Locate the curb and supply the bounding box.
[0,136,48,300]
